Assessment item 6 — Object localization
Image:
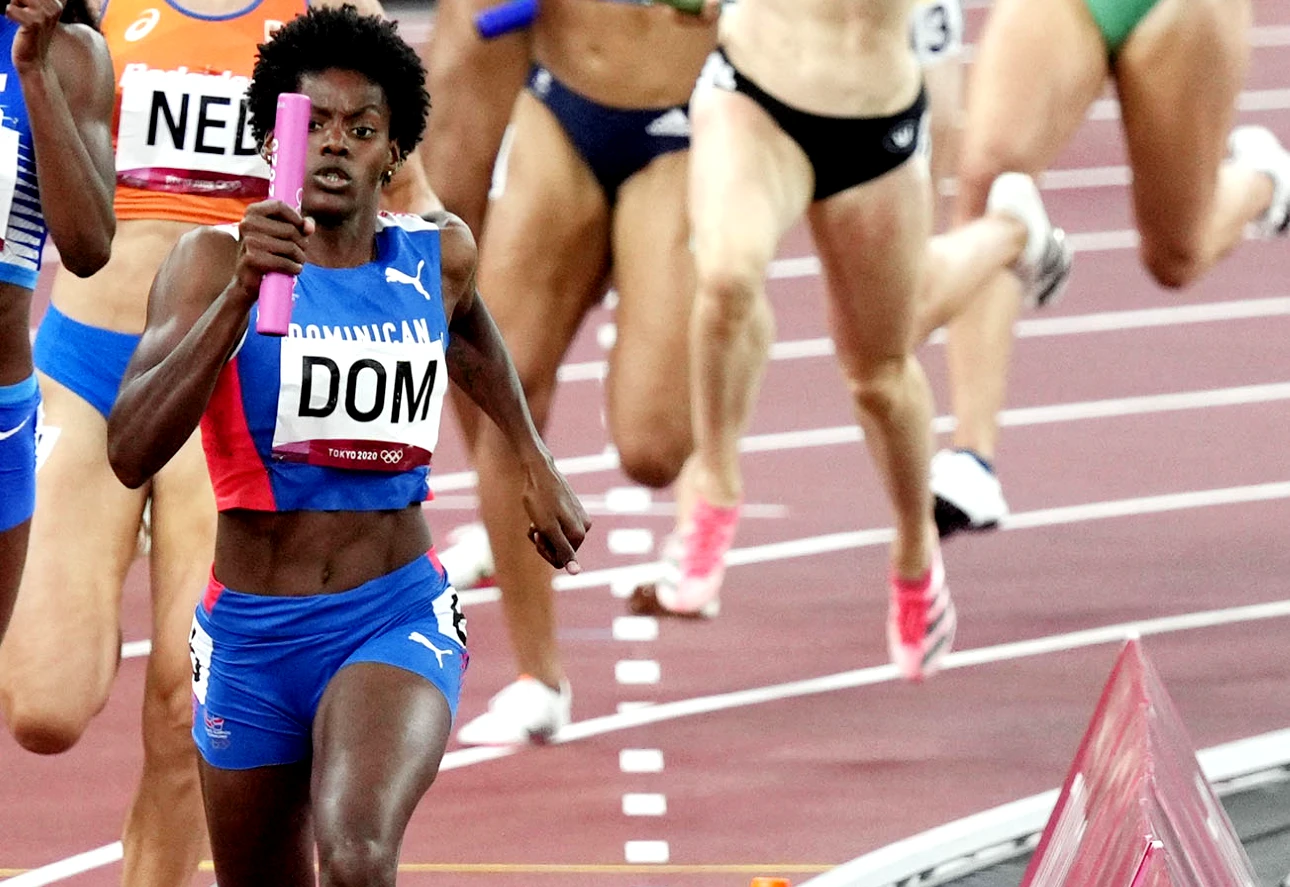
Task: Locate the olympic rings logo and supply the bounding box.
[380,449,404,465]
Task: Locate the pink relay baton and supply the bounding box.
[256,93,311,336]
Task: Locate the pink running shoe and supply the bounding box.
[887,548,956,681]
[651,498,741,617]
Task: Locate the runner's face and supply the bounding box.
[294,69,397,222]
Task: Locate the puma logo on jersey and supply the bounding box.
[385,260,430,300]
[408,631,454,668]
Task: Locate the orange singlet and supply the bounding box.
[100,0,308,225]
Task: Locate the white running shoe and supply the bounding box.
[437,523,496,591]
[1228,125,1290,237]
[930,449,1008,538]
[455,676,572,746]
[987,172,1073,309]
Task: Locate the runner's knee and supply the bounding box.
[316,831,399,887]
[1,691,94,754]
[846,355,916,420]
[614,421,690,488]
[695,264,774,346]
[1139,234,1203,290]
[140,661,199,765]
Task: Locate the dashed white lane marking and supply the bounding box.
[620,749,665,773]
[615,660,662,685]
[596,322,617,350]
[623,840,670,864]
[609,579,639,600]
[604,487,653,514]
[622,794,668,816]
[613,616,659,642]
[607,528,655,556]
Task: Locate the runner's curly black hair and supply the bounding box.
[246,4,429,161]
[3,0,99,26]
[60,0,98,27]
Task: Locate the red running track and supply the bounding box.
[3,2,1290,885]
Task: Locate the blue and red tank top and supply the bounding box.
[201,212,451,512]
[0,20,49,290]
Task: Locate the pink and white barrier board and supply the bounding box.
[1020,639,1258,887]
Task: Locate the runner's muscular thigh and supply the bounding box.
[534,0,713,108]
[721,0,921,116]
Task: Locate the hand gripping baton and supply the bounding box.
[256,92,311,336]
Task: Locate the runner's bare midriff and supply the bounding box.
[48,219,200,333]
[534,0,716,108]
[214,505,433,597]
[721,0,922,117]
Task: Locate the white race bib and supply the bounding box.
[272,335,449,472]
[115,65,269,196]
[189,616,213,705]
[910,0,964,64]
[0,126,18,248]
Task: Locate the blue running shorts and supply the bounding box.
[33,304,141,420]
[0,374,40,532]
[190,549,468,770]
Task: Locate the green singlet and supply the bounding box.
[1084,0,1163,54]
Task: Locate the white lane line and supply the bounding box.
[1090,88,1290,121]
[430,381,1290,495]
[417,598,1290,779]
[543,479,1290,597]
[40,596,1290,886]
[446,478,1290,616]
[560,295,1290,382]
[556,600,1290,743]
[423,495,787,520]
[1,842,123,887]
[766,228,1146,281]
